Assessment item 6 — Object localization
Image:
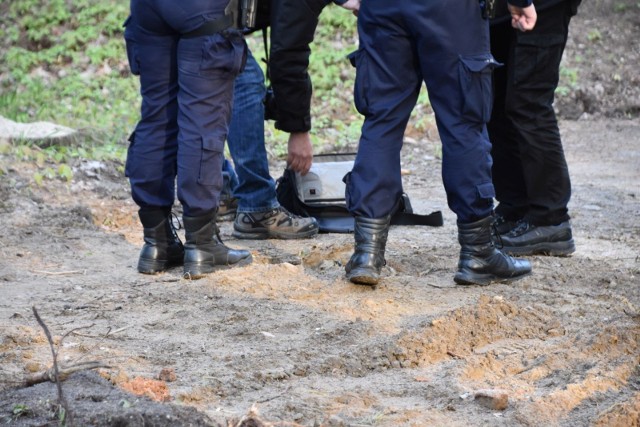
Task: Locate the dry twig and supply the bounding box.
[24,361,111,387]
[32,270,84,276]
[32,306,74,426]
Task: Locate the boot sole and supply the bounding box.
[137,258,183,275]
[501,239,576,257]
[183,254,253,280]
[454,271,531,287]
[232,228,319,240]
[346,268,380,286]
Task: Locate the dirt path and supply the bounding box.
[1,1,640,425]
[1,117,639,426]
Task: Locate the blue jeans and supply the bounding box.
[222,158,239,200]
[226,50,280,213]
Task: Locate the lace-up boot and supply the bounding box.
[183,212,252,279]
[455,216,532,286]
[137,208,184,274]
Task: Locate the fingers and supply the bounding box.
[513,16,536,31]
[287,132,313,175]
[340,0,360,13]
[509,4,537,32]
[287,154,312,175]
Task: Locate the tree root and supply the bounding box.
[24,361,111,387]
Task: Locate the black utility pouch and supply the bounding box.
[480,0,496,19]
[241,0,258,29]
[263,85,278,121]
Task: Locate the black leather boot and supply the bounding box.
[137,208,184,274]
[345,215,391,286]
[183,212,252,279]
[454,216,532,286]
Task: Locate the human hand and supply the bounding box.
[287,132,313,175]
[339,0,360,16]
[507,4,537,32]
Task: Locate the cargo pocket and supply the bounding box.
[348,48,371,116]
[123,16,140,76]
[513,34,565,88]
[200,32,247,78]
[198,136,224,186]
[476,182,496,200]
[459,54,500,123]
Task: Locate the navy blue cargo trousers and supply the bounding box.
[346,0,499,223]
[124,0,247,217]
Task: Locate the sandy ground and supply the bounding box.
[1,117,638,426]
[1,2,639,426]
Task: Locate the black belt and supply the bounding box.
[182,14,235,38]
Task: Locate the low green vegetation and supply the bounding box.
[1,0,597,185]
[0,0,372,183]
[556,66,580,96]
[0,0,134,182]
[2,0,135,135]
[12,403,30,419]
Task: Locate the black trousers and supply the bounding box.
[488,1,574,226]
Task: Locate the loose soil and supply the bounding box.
[1,2,639,426]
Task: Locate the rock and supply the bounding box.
[0,115,77,147]
[158,367,177,382]
[474,389,509,411]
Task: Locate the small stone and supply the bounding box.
[547,327,566,337]
[25,362,42,373]
[158,367,177,382]
[474,389,509,411]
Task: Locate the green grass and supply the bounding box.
[1,0,134,133]
[0,1,368,181]
[0,0,134,182]
[0,1,432,183]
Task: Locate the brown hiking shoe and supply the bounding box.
[232,206,319,240]
[217,196,238,222]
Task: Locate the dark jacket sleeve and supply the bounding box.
[269,0,332,133]
[494,0,533,21]
[493,0,580,24]
[506,0,533,6]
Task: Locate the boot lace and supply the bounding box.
[169,211,183,243]
[212,220,226,244]
[490,213,505,249]
[491,222,504,249]
[509,219,531,237]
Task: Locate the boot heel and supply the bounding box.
[453,272,493,287]
[183,254,252,280]
[138,257,168,274]
[182,262,214,280]
[346,268,381,286]
[454,269,531,286]
[183,213,252,280]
